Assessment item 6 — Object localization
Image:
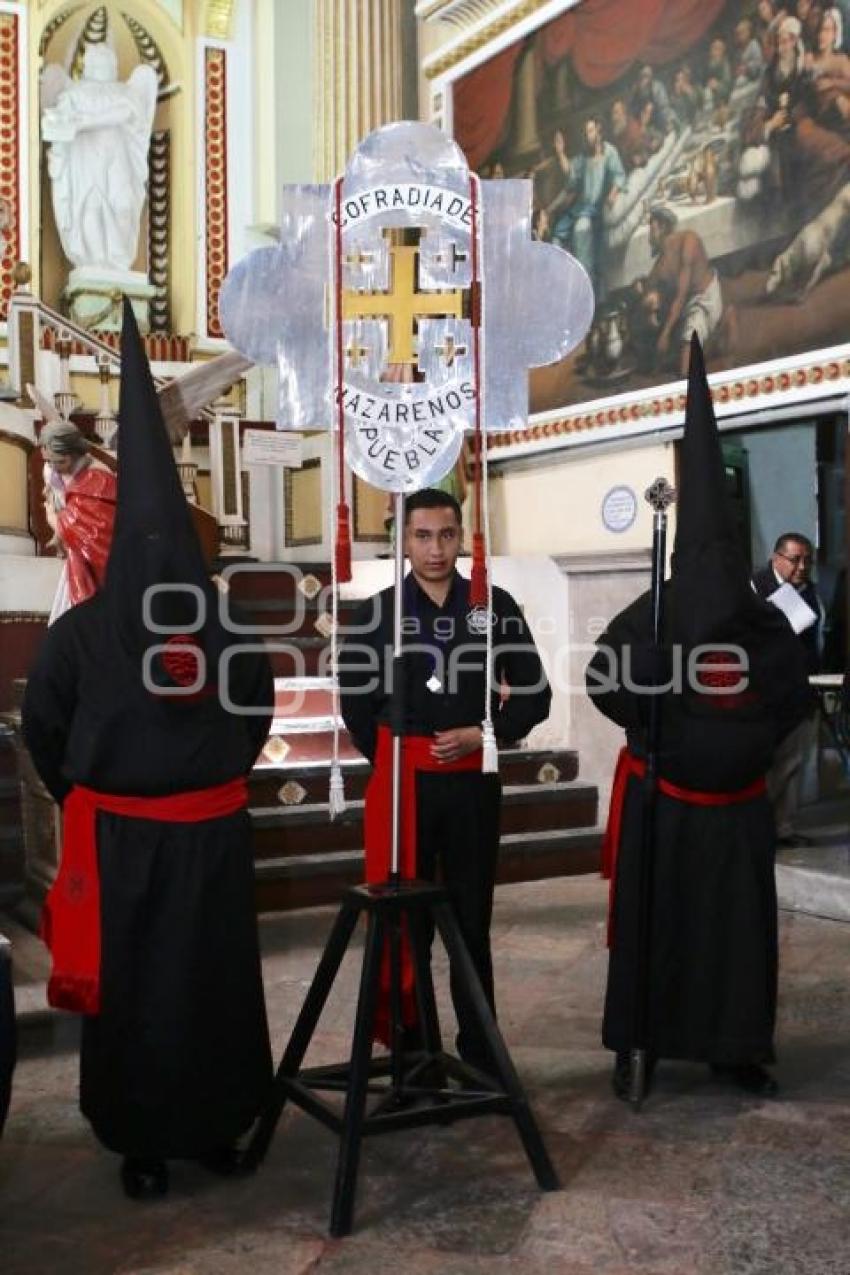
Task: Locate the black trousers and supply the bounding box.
[415,770,501,1066]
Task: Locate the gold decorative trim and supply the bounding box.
[70,5,108,79]
[0,612,48,625]
[203,0,235,41]
[263,736,291,764]
[284,458,323,548]
[204,46,228,338]
[147,129,171,333]
[313,0,404,181]
[121,11,171,94]
[38,5,84,57]
[277,780,307,806]
[353,474,390,543]
[0,11,21,322]
[490,357,850,454]
[424,0,550,78]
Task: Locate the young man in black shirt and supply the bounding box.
[338,488,551,1068]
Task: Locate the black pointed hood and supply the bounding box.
[109,298,200,553]
[669,334,767,648]
[667,334,805,720]
[673,333,739,563]
[104,299,224,686]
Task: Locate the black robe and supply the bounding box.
[587,589,811,1066]
[21,594,274,1158]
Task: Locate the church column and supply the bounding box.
[308,1,405,561]
[513,41,540,159]
[313,0,403,181]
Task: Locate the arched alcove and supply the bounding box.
[35,0,191,332]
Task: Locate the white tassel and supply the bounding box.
[481,720,499,775]
[329,761,346,819]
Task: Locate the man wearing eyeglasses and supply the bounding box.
[753,532,823,846]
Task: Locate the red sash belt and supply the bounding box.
[364,723,482,1045]
[41,777,248,1016]
[601,747,767,946]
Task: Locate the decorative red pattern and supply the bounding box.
[204,48,228,339]
[489,356,850,452]
[41,328,191,362]
[0,12,20,321]
[161,634,202,686]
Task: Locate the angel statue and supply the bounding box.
[41,42,157,274]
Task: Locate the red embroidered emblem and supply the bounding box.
[696,651,743,690]
[161,634,202,686]
[694,650,755,710]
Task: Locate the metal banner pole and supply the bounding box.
[389,490,406,884]
[629,476,676,1108]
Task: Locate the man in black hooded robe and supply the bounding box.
[587,335,811,1098]
[22,301,273,1196]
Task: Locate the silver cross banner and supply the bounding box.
[220,121,594,493]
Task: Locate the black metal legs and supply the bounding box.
[243,880,559,1236]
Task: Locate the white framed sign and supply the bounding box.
[601,485,637,533]
[243,428,303,468]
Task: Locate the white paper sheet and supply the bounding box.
[766,582,818,634]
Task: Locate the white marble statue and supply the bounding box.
[41,43,157,273]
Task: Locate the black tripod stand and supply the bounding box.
[242,878,558,1235]
[241,493,558,1236]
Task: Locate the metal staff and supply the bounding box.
[387,489,407,1091]
[389,489,406,883]
[629,476,676,1108]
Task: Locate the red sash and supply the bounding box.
[601,747,767,946]
[41,777,248,1015]
[364,724,482,1046]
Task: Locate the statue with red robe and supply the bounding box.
[40,421,116,622]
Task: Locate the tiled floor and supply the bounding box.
[2,867,849,1275]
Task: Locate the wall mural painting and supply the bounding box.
[453,0,850,414]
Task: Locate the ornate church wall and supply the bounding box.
[417,0,849,568]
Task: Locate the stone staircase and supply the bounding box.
[229,565,603,912]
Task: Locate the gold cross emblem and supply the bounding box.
[344,338,370,369]
[341,242,464,367]
[433,241,469,273]
[435,334,467,368]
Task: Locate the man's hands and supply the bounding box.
[431,726,483,764]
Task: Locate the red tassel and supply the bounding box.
[469,531,487,608]
[335,502,352,583]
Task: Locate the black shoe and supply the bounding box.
[710,1063,779,1097]
[776,832,814,849]
[612,1050,656,1101]
[196,1145,241,1176]
[120,1157,169,1199]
